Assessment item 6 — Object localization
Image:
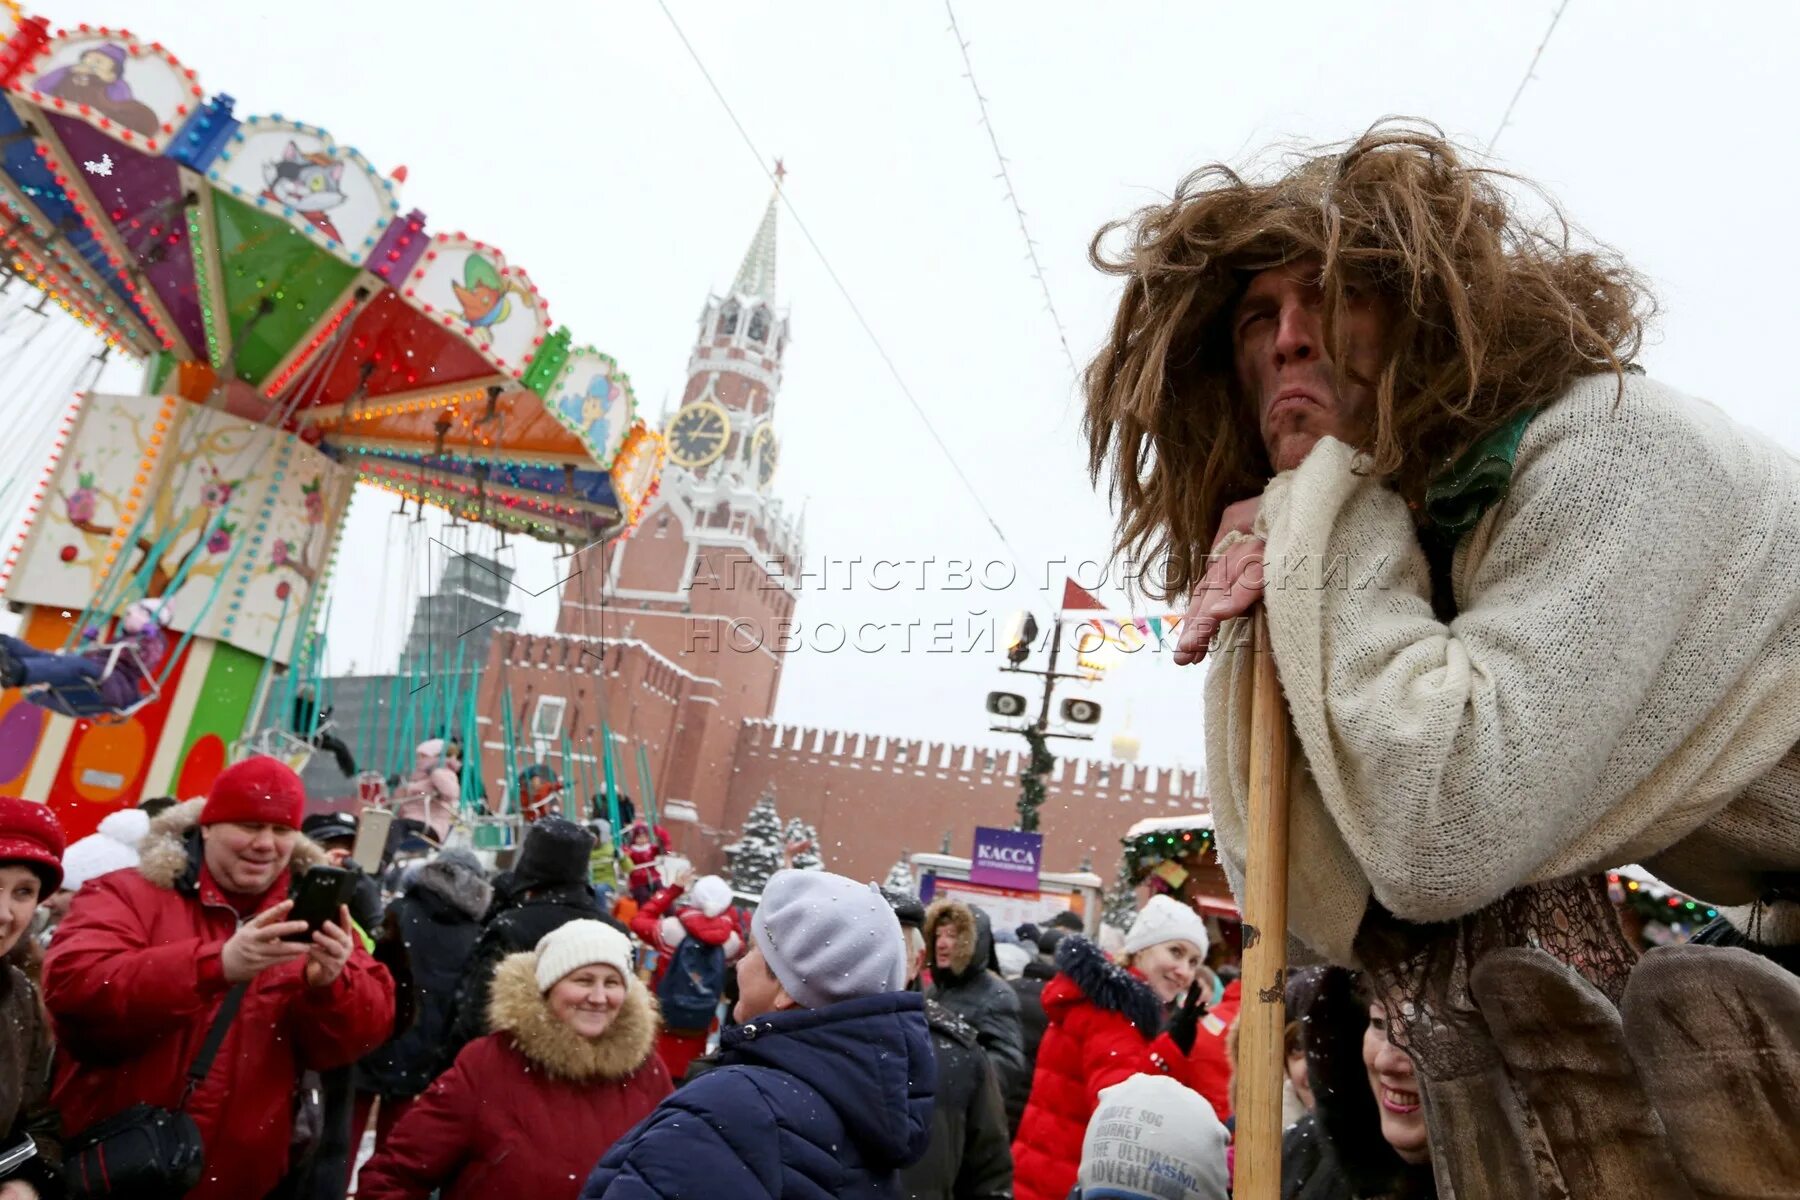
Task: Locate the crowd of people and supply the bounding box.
[0,755,1476,1200]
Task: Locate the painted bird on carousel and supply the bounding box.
[450,253,518,344]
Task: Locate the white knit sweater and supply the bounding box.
[1204,374,1800,964]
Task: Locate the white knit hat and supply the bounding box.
[534,920,635,992]
[1078,1075,1229,1200]
[1122,895,1210,960]
[60,808,149,893]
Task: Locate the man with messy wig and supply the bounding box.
[1087,122,1649,601]
[1086,122,1800,1191]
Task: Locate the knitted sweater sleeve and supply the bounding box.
[1208,377,1800,955]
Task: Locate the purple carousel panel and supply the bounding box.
[47,113,206,359]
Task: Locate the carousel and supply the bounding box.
[0,13,664,842]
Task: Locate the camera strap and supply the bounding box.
[178,982,249,1110]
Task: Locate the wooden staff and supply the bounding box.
[1235,607,1293,1199]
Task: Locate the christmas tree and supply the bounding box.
[783,816,825,871]
[725,793,784,895]
[1102,857,1139,931]
[883,858,916,895]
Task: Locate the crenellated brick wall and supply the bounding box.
[476,627,1209,887]
[715,719,1208,885]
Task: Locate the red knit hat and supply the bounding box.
[200,757,305,829]
[0,796,66,893]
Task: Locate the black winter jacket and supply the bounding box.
[445,880,625,1057]
[1004,959,1054,1134]
[926,901,1028,1105]
[359,858,491,1098]
[901,999,1013,1200]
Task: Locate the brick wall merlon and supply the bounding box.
[734,718,1204,801]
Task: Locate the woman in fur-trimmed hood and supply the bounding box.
[356,920,672,1200]
[924,898,1028,1101]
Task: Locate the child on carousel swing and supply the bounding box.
[0,597,170,716]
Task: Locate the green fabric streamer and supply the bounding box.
[600,721,621,836]
[501,686,520,817]
[637,744,656,830]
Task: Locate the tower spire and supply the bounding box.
[731,160,782,303]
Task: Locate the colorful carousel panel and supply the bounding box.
[0,12,666,815]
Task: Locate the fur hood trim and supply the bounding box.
[136,798,327,891]
[411,853,493,921]
[488,951,660,1082]
[1055,933,1161,1037]
[925,898,977,976]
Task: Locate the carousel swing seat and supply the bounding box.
[228,726,316,773]
[23,640,159,723]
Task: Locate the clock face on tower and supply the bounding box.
[667,401,730,468]
[751,423,779,487]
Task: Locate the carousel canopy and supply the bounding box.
[0,16,664,544]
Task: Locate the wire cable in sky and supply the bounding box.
[653,0,1029,578]
[943,0,1080,381]
[1488,0,1572,153]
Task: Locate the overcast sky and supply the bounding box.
[12,0,1800,776]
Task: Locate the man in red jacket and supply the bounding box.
[44,757,395,1200]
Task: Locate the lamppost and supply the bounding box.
[986,612,1102,832]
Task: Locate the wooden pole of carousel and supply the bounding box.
[1235,607,1293,1199]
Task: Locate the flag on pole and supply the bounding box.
[1060,577,1107,612]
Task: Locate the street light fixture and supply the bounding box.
[985,609,1098,831]
[1005,611,1038,666]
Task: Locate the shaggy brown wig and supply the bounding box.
[1084,119,1653,602]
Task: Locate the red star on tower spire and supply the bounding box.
[773,157,787,187]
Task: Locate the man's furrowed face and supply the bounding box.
[1231,255,1390,473]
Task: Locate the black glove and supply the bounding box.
[1164,980,1206,1055]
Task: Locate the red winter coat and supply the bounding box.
[355,950,671,1200]
[1182,976,1241,1123]
[43,801,395,1200]
[1010,936,1195,1200]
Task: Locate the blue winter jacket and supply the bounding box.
[583,991,937,1199]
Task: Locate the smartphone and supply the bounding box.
[350,808,393,873]
[284,866,356,942]
[0,1134,37,1177]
